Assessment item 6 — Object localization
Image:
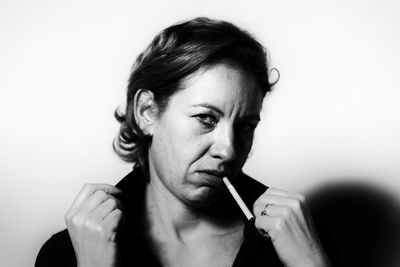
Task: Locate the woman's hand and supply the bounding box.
[65,183,123,267]
[253,188,331,267]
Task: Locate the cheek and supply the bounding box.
[154,117,207,171]
[153,125,180,171]
[236,134,254,159]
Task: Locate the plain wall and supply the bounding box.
[1,0,399,266]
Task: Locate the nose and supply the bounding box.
[210,125,236,162]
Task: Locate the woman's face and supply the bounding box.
[148,63,263,207]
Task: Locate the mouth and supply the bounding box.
[196,170,228,187]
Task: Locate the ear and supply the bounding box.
[133,89,158,136]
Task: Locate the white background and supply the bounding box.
[1,0,399,266]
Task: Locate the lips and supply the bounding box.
[196,170,227,186]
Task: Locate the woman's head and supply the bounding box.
[140,63,264,206]
[114,17,277,172]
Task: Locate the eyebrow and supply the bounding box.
[192,103,261,121]
[192,103,224,115]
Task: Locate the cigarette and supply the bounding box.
[222,177,254,222]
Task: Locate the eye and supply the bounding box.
[196,114,218,128]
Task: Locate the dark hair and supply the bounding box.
[113,17,278,169]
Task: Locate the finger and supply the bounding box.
[253,194,293,216]
[259,203,294,219]
[254,202,267,216]
[266,187,305,202]
[70,183,122,210]
[91,198,120,221]
[75,190,109,214]
[103,209,123,234]
[254,213,279,239]
[254,194,304,213]
[254,202,280,217]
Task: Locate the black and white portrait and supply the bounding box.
[1,1,400,266]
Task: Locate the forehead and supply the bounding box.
[169,63,263,116]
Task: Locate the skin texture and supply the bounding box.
[65,63,331,267]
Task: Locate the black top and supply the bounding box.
[35,168,284,266]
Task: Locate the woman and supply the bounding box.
[36,17,331,267]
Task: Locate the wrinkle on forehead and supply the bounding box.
[174,63,263,119]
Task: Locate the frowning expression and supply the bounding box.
[148,63,264,207]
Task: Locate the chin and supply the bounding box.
[185,186,223,207]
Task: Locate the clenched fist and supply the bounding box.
[65,183,124,267]
[253,187,331,267]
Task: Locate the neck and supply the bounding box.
[143,175,242,243]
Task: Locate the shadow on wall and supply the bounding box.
[307,179,400,267]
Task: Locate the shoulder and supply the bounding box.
[35,229,76,267]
